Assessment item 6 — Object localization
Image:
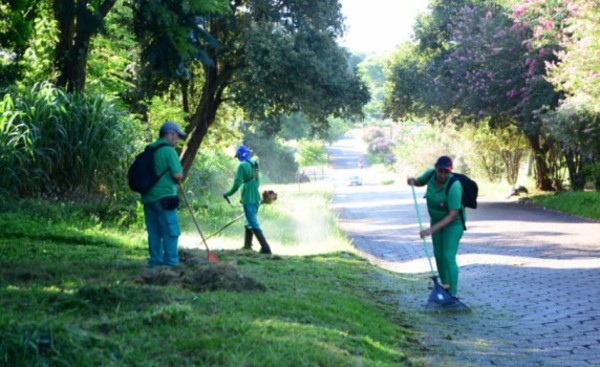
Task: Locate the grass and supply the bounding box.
[0,183,426,366]
[530,190,600,221]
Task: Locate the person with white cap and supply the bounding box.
[223,145,272,255]
[141,121,186,267]
[407,155,465,301]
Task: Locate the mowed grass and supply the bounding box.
[0,183,425,366]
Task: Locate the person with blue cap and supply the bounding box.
[223,145,272,254]
[141,121,186,267]
[407,155,465,302]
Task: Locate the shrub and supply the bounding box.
[0,82,142,199]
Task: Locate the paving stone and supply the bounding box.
[330,134,600,366]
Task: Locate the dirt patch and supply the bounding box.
[132,249,265,292]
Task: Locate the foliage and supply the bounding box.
[279,112,311,140]
[134,0,371,177]
[383,42,429,122]
[234,21,369,131]
[126,0,228,95]
[0,82,141,199]
[385,0,593,191]
[392,122,460,174]
[544,0,600,190]
[460,123,528,184]
[357,54,388,121]
[296,139,327,168]
[362,126,386,143]
[86,2,138,102]
[324,116,352,143]
[241,126,299,183]
[16,4,57,88]
[546,0,600,111]
[0,0,44,87]
[52,0,121,93]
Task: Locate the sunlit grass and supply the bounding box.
[0,183,424,366]
[531,190,600,221]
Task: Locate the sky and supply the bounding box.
[338,0,431,54]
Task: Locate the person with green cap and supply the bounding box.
[407,155,465,301]
[223,145,272,255]
[141,121,186,267]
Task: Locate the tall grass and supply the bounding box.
[0,82,141,199]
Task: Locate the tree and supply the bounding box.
[386,0,573,190]
[545,0,600,190]
[0,0,45,87]
[357,54,388,121]
[52,0,118,93]
[131,0,370,178]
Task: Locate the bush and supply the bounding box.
[0,82,142,199]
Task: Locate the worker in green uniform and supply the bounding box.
[223,145,272,255]
[141,121,186,267]
[407,156,465,298]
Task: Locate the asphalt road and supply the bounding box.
[329,131,600,367]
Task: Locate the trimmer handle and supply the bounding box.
[223,194,232,205]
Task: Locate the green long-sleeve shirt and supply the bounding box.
[225,159,261,204]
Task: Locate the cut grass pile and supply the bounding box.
[0,187,426,366]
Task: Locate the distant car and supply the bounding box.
[347,175,363,186]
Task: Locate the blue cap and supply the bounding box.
[159,121,186,139]
[435,156,453,171]
[235,145,252,161]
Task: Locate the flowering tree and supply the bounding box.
[386,0,585,190]
[545,0,600,189]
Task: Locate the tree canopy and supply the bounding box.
[385,0,600,191]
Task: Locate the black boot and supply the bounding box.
[243,228,253,250]
[252,228,272,255]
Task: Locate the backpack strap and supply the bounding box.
[243,160,258,184]
[445,176,466,231]
[150,143,171,179]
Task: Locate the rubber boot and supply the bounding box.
[243,228,253,250]
[252,228,272,255]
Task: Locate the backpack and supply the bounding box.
[447,173,478,209]
[243,160,259,183]
[128,143,170,194]
[426,171,479,230]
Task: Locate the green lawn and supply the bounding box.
[0,184,426,366]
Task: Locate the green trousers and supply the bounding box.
[431,222,464,296]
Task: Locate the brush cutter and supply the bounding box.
[179,183,219,262]
[205,213,245,241]
[410,185,470,311]
[212,190,278,240]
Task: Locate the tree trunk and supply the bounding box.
[526,133,553,190]
[180,64,230,179]
[564,150,585,191]
[54,0,76,89]
[53,0,117,93]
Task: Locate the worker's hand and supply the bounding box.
[420,228,432,238]
[223,194,231,205]
[407,177,417,186]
